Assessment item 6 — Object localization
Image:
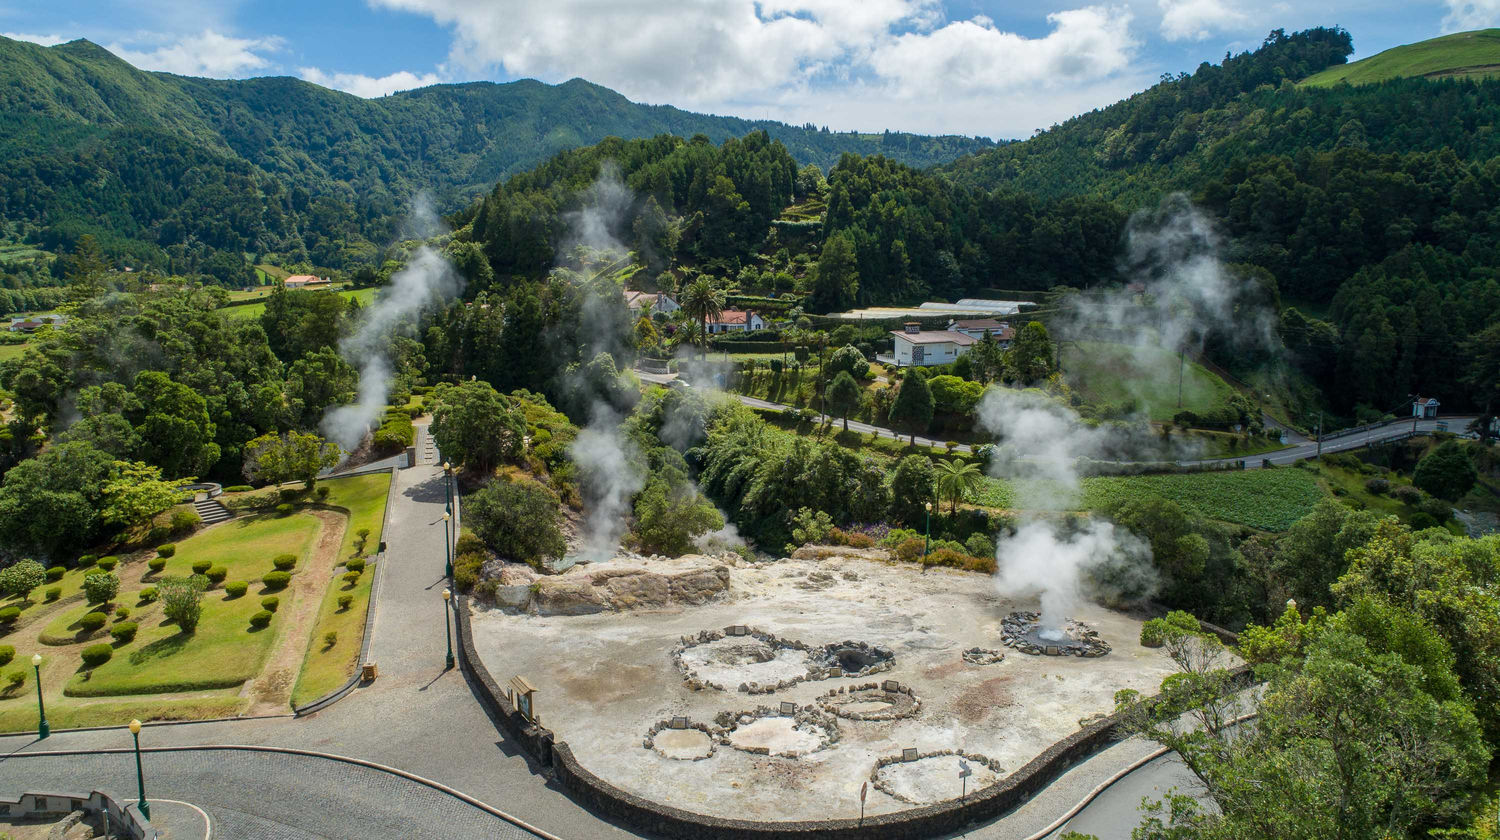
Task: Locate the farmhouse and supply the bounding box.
[947,318,1015,347]
[6,314,66,333]
[283,275,331,289]
[705,309,766,333]
[624,291,680,317]
[885,322,976,367]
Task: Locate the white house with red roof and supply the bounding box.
[283,275,331,289]
[1412,396,1441,419]
[624,290,680,317]
[886,322,976,366]
[705,309,765,333]
[947,318,1015,347]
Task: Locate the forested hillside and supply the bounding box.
[0,36,991,279]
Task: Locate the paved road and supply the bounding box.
[641,369,1476,469]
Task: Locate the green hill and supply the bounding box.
[0,36,993,273]
[1302,29,1500,86]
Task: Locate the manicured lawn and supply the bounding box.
[223,286,375,320]
[291,473,391,707]
[0,695,244,734]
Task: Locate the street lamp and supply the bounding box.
[442,461,452,514]
[129,719,149,820]
[31,654,47,740]
[442,512,453,578]
[442,588,454,671]
[923,501,933,557]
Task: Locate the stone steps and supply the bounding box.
[193,497,234,525]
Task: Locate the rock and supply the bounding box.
[47,813,86,840]
[669,566,731,605]
[492,584,533,610]
[532,580,609,616]
[600,570,671,610]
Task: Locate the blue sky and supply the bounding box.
[0,1,1476,138]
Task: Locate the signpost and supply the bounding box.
[859,781,867,827]
[959,758,972,801]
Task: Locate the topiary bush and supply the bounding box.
[224,581,249,598]
[114,606,129,619]
[0,645,13,667]
[346,557,365,573]
[262,571,290,590]
[138,587,158,604]
[275,503,294,516]
[341,570,361,587]
[249,610,273,629]
[110,621,138,644]
[78,611,107,632]
[157,544,176,558]
[273,554,297,571]
[45,566,65,582]
[224,485,253,493]
[82,572,120,605]
[337,593,353,611]
[44,587,60,602]
[191,560,212,574]
[148,557,167,573]
[97,556,118,572]
[261,596,279,612]
[4,670,23,692]
[81,643,113,667]
[170,508,201,533]
[206,566,228,584]
[0,606,18,624]
[77,555,97,568]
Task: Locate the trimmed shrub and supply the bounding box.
[0,646,13,667]
[97,556,118,572]
[81,643,113,667]
[224,581,249,598]
[205,566,228,584]
[191,560,212,574]
[110,621,138,643]
[279,488,303,502]
[337,594,353,611]
[324,631,338,648]
[315,486,330,501]
[0,560,46,600]
[273,554,297,571]
[138,587,158,604]
[44,587,60,602]
[0,607,18,624]
[262,571,291,590]
[45,566,65,582]
[82,573,120,605]
[346,557,366,573]
[171,508,202,533]
[341,570,361,586]
[114,606,130,619]
[78,611,107,632]
[275,502,295,516]
[454,532,486,556]
[4,670,23,691]
[77,555,97,568]
[148,557,168,573]
[159,575,208,632]
[261,596,279,612]
[249,610,273,629]
[224,485,253,493]
[156,544,176,558]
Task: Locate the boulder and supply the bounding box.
[669,566,731,605]
[532,580,609,616]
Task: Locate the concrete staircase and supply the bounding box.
[192,496,234,525]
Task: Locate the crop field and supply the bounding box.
[976,467,1325,531]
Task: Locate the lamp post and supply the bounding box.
[30,654,47,740]
[442,511,453,578]
[442,588,454,670]
[923,501,933,557]
[443,461,452,514]
[128,719,149,820]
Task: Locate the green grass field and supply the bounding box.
[224,286,376,320]
[1303,29,1500,86]
[0,342,25,362]
[1062,341,1237,422]
[291,473,390,707]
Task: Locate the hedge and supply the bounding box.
[273,554,297,571]
[224,581,249,598]
[249,610,273,629]
[81,644,113,668]
[262,571,291,590]
[110,621,138,643]
[261,596,279,612]
[78,612,107,632]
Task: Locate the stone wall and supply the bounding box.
[453,592,1252,839]
[0,790,155,839]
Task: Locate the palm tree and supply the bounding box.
[680,277,726,360]
[934,458,984,515]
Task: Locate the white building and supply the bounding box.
[624,291,680,317]
[885,323,976,367]
[947,318,1015,347]
[705,309,766,334]
[1412,396,1441,419]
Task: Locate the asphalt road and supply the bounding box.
[1046,753,1207,839]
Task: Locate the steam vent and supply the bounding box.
[1000,611,1112,657]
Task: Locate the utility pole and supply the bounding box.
[1177,349,1185,409]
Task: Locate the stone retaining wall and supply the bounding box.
[0,790,156,839]
[453,593,1252,839]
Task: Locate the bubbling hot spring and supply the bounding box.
[1000,611,1111,657]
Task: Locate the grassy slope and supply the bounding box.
[223,286,376,320]
[1303,29,1500,86]
[0,342,25,362]
[290,473,390,706]
[1061,341,1237,422]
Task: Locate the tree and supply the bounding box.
[933,458,984,514]
[1006,322,1055,385]
[0,560,46,601]
[159,574,208,632]
[679,277,726,359]
[0,441,116,557]
[889,370,934,444]
[1413,441,1478,502]
[101,461,190,529]
[64,235,109,303]
[1462,322,1500,443]
[826,344,870,380]
[131,371,220,478]
[428,381,526,474]
[1270,500,1379,609]
[825,371,863,432]
[286,347,358,428]
[888,454,937,526]
[465,477,566,567]
[968,331,1006,384]
[242,431,343,491]
[82,572,120,606]
[810,231,859,313]
[633,471,724,556]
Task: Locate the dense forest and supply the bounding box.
[0,36,991,277]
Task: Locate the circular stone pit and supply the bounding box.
[871,750,1005,805]
[962,647,1006,665]
[643,718,716,760]
[812,640,896,678]
[673,627,815,693]
[818,681,921,721]
[716,705,841,757]
[999,611,1111,657]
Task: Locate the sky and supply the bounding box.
[0,0,1478,139]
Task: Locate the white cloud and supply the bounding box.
[2,32,69,47]
[106,29,283,77]
[367,0,1141,137]
[1158,0,1249,40]
[298,67,446,97]
[1442,0,1500,32]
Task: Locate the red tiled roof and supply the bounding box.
[712,309,753,325]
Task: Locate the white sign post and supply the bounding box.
[958,759,972,801]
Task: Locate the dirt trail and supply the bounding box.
[241,509,347,715]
